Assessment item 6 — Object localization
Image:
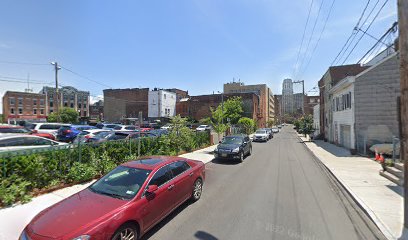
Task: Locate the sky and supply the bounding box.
[0,0,398,113]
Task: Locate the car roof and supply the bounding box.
[0,125,23,129]
[121,156,188,170]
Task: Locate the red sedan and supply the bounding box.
[20,156,205,240]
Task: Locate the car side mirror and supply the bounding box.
[146,185,158,194]
[243,141,248,144]
[219,141,222,144]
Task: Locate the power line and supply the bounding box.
[296,0,326,80]
[0,79,53,85]
[298,0,336,79]
[331,0,373,65]
[0,75,47,83]
[293,0,315,78]
[0,60,48,66]
[59,65,113,89]
[336,0,381,64]
[341,0,389,64]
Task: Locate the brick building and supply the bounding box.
[165,88,189,102]
[223,82,275,127]
[2,91,47,124]
[176,92,260,124]
[304,95,320,116]
[274,95,281,124]
[103,88,149,122]
[90,100,104,122]
[40,86,90,118]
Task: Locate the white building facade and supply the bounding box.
[329,76,355,150]
[148,89,176,118]
[313,104,320,135]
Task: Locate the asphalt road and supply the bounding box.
[142,126,385,240]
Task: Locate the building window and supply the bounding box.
[64,102,68,107]
[33,99,37,106]
[164,94,166,99]
[50,101,53,107]
[10,108,14,114]
[40,99,45,106]
[33,109,37,115]
[50,110,53,113]
[78,103,82,108]
[70,103,74,108]
[18,98,23,105]
[40,109,44,115]
[9,97,15,105]
[83,111,87,116]
[18,108,23,114]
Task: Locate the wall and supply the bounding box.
[313,105,320,134]
[354,53,400,150]
[104,88,149,122]
[330,80,355,149]
[2,91,47,123]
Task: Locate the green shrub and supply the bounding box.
[65,162,97,183]
[0,175,32,206]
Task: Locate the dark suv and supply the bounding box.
[214,134,252,162]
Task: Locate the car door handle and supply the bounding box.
[167,184,175,191]
[189,172,194,177]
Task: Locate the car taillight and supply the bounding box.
[85,135,91,139]
[63,130,72,134]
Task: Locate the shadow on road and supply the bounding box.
[313,140,356,157]
[387,184,403,197]
[211,158,241,165]
[140,201,191,240]
[194,230,219,240]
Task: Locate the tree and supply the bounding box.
[199,117,212,125]
[210,105,228,138]
[266,119,275,128]
[223,96,243,124]
[238,117,255,134]
[48,108,79,123]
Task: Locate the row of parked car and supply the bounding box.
[0,122,169,152]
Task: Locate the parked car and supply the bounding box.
[260,128,273,139]
[57,125,97,142]
[20,156,205,240]
[113,125,138,131]
[160,124,172,130]
[26,123,70,136]
[0,135,68,152]
[149,129,169,136]
[0,125,32,136]
[127,132,157,139]
[95,123,121,130]
[86,131,129,143]
[72,129,111,144]
[31,132,56,140]
[271,127,279,134]
[196,125,211,132]
[253,129,269,142]
[214,134,252,162]
[278,124,282,129]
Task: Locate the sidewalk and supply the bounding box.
[0,144,218,240]
[299,135,406,240]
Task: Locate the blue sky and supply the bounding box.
[0,0,397,112]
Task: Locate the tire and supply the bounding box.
[239,151,244,162]
[111,223,138,240]
[248,147,252,156]
[191,178,203,202]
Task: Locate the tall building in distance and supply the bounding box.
[223,81,275,127]
[282,78,294,115]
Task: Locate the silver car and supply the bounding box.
[0,135,68,152]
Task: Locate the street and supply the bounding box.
[142,126,384,240]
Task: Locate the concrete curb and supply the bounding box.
[297,136,394,240]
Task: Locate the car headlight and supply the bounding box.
[232,147,240,153]
[72,236,90,240]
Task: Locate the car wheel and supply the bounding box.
[112,223,138,240]
[239,151,244,162]
[191,178,203,202]
[248,147,252,156]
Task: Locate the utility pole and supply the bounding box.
[138,111,142,157]
[398,0,408,228]
[51,62,61,121]
[293,80,305,114]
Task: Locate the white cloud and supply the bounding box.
[90,95,103,104]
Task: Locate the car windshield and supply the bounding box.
[221,137,243,144]
[256,130,266,134]
[0,127,31,133]
[198,125,207,128]
[105,124,118,129]
[89,166,151,200]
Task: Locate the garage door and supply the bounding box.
[340,125,351,149]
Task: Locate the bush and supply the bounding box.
[0,129,210,206]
